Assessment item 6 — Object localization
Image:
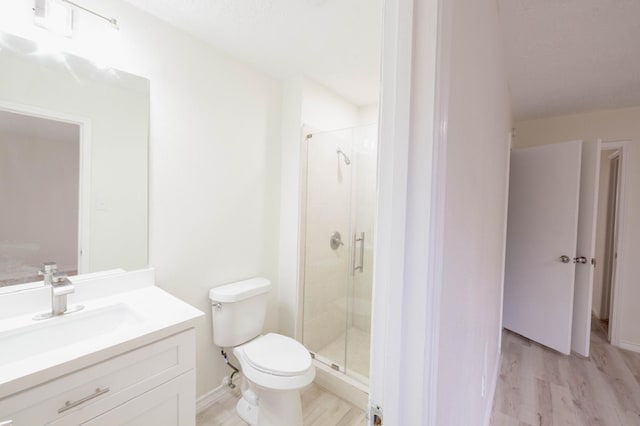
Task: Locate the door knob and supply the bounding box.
[574,256,588,264]
[559,255,571,263]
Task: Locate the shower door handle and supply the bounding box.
[353,232,365,274]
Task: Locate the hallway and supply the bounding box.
[491,320,640,425]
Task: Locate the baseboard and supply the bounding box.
[619,340,640,353]
[483,351,501,426]
[196,375,240,414]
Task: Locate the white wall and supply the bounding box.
[302,79,360,131]
[515,107,640,349]
[357,103,379,126]
[0,0,283,397]
[277,77,305,337]
[436,0,513,423]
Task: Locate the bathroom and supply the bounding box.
[0,0,382,424]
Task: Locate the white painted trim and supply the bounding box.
[196,373,242,414]
[607,150,621,161]
[483,352,502,426]
[0,100,91,274]
[423,0,452,423]
[498,131,513,351]
[368,0,446,425]
[600,140,629,348]
[195,385,226,414]
[78,119,91,274]
[368,0,415,421]
[195,381,236,414]
[619,340,640,353]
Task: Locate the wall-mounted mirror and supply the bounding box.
[0,31,149,290]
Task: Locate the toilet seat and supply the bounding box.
[243,333,312,377]
[234,333,315,391]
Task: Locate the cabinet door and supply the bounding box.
[79,371,194,426]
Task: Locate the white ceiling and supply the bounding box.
[119,0,640,120]
[121,0,383,106]
[497,0,640,120]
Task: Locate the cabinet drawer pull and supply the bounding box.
[58,387,110,413]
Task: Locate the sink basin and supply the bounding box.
[0,303,142,365]
[0,270,204,400]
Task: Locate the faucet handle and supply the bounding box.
[52,274,68,283]
[52,273,73,285]
[39,262,58,276]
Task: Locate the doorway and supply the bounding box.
[0,108,81,288]
[592,145,625,342]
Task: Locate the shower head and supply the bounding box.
[336,148,351,165]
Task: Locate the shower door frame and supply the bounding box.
[296,124,373,383]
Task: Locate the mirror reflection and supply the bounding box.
[0,111,80,286]
[0,31,149,290]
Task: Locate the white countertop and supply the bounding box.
[0,268,204,399]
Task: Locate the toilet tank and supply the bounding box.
[209,277,271,347]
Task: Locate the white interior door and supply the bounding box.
[503,141,582,355]
[571,140,601,356]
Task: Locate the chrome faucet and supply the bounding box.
[40,261,58,287]
[34,262,83,319]
[51,273,75,316]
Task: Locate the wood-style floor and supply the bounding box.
[196,383,366,426]
[491,319,640,425]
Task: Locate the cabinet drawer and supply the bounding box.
[0,330,194,426]
[77,370,195,426]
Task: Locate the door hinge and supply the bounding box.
[591,258,596,267]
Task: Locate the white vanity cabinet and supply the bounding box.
[0,329,196,426]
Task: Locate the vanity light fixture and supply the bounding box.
[34,0,74,37]
[34,0,119,37]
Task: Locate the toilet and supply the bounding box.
[209,278,315,426]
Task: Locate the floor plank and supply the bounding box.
[492,319,640,426]
[197,383,366,426]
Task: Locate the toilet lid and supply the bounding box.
[243,333,312,377]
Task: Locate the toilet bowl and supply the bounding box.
[233,333,314,425]
[209,278,315,426]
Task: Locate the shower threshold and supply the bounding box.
[311,327,371,384]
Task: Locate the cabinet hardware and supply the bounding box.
[58,387,110,413]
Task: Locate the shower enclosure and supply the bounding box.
[300,124,377,384]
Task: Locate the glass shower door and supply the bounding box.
[301,124,377,384]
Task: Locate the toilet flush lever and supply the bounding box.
[212,302,222,310]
